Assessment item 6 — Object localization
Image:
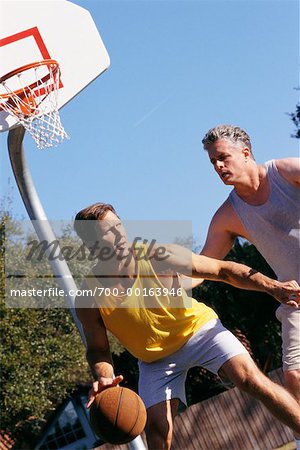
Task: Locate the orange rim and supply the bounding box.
[0,59,59,103]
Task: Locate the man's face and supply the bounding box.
[85,211,129,261]
[95,211,129,257]
[206,139,249,185]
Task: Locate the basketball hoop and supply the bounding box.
[0,60,69,149]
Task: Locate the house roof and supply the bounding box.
[96,368,293,450]
[172,368,293,450]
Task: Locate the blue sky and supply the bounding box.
[1,0,299,247]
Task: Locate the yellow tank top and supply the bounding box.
[86,245,218,362]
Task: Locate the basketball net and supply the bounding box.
[0,60,69,149]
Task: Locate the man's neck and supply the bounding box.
[234,164,269,205]
[93,247,137,278]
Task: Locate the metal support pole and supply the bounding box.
[7,126,146,450]
[7,125,85,339]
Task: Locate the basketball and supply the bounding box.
[89,386,147,444]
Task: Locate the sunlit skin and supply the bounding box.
[206,139,271,204]
[94,211,131,258]
[206,139,251,183]
[86,211,137,288]
[75,206,300,448]
[202,138,300,441]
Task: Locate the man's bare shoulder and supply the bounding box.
[207,197,250,243]
[274,158,300,187]
[211,198,238,229]
[145,243,192,275]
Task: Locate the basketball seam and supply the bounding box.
[128,393,140,435]
[114,387,123,428]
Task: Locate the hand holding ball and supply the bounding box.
[90,386,147,444]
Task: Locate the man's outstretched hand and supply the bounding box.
[86,375,124,408]
[271,279,300,308]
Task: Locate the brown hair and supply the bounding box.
[74,202,117,243]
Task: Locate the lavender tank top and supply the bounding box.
[229,160,300,282]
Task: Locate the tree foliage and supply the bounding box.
[289,95,300,138]
[113,239,283,406]
[1,210,284,446]
[0,214,87,445]
[186,239,282,404]
[0,212,124,447]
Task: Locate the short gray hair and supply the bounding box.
[202,125,252,152]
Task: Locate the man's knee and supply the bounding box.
[284,368,300,384]
[284,369,300,400]
[220,354,267,394]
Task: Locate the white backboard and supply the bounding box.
[0,0,110,132]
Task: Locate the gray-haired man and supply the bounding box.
[197,124,300,449]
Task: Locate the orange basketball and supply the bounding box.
[89,386,147,444]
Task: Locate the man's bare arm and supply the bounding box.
[76,300,114,379]
[152,244,300,307]
[75,290,123,407]
[201,202,237,259]
[180,201,236,290]
[191,254,300,306]
[275,158,300,188]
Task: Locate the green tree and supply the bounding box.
[187,239,282,404]
[114,239,283,406]
[196,239,282,368]
[0,213,87,446]
[289,95,300,138]
[1,211,284,446]
[0,211,124,447]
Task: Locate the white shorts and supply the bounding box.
[276,304,300,371]
[138,318,248,409]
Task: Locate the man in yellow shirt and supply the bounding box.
[74,202,300,450]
